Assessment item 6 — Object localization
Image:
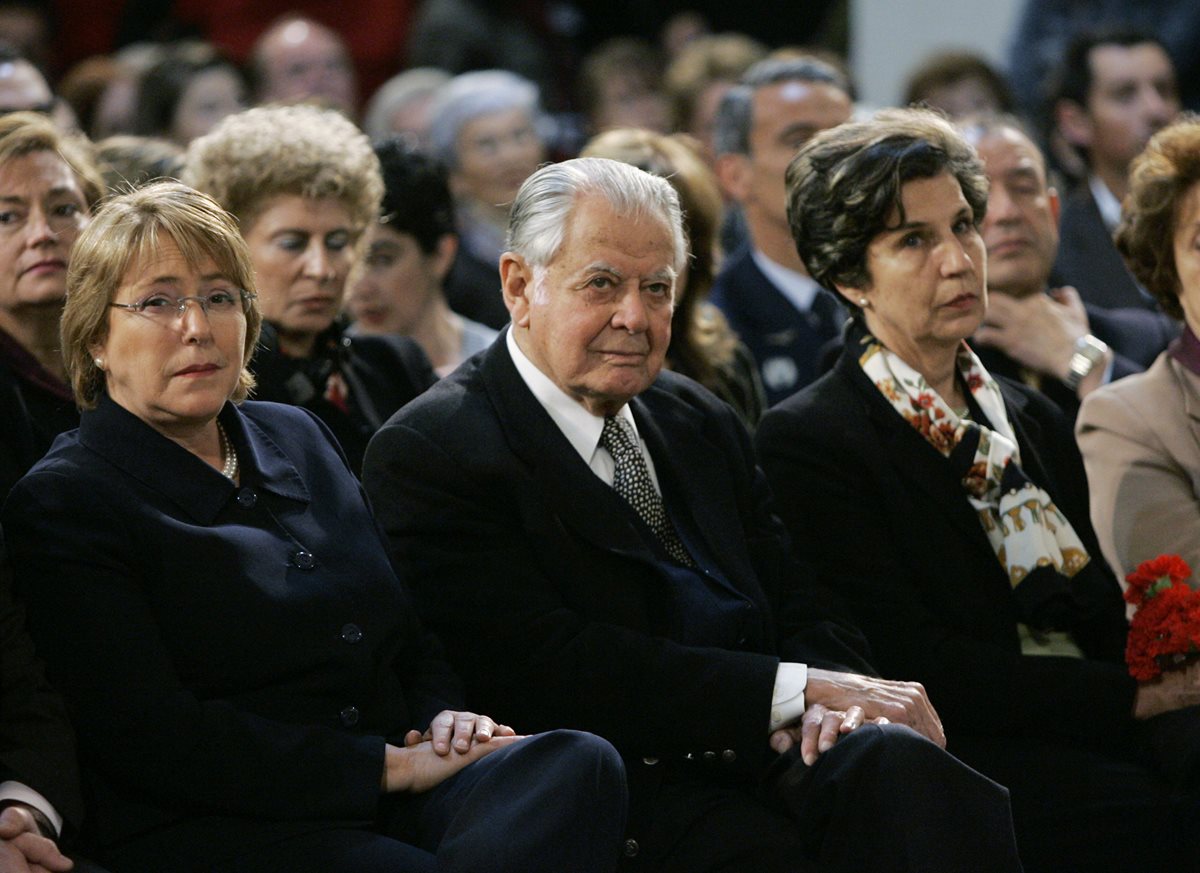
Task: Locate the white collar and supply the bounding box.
[1088,175,1123,232]
[750,248,822,313]
[505,328,640,466]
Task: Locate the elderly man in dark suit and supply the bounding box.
[363,156,1023,872]
[961,114,1178,419]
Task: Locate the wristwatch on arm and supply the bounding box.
[1063,334,1109,392]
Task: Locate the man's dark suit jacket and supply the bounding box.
[976,302,1180,418]
[2,396,461,871]
[1054,184,1155,311]
[362,333,872,839]
[756,347,1135,750]
[710,245,846,407]
[0,539,82,837]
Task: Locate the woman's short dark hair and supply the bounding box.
[1116,115,1200,320]
[374,138,456,255]
[786,107,988,293]
[133,41,243,141]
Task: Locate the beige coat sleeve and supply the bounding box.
[1076,355,1200,594]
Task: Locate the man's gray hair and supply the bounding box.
[427,69,544,169]
[713,56,850,157]
[506,157,687,274]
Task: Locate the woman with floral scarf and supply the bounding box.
[757,107,1200,873]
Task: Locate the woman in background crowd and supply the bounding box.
[1078,117,1200,580]
[427,70,546,330]
[0,111,103,497]
[348,139,496,376]
[132,41,245,145]
[184,104,435,474]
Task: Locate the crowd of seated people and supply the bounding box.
[1,6,1200,871]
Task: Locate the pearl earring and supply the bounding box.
[94,358,104,370]
[858,297,869,308]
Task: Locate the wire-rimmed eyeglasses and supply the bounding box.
[108,289,256,322]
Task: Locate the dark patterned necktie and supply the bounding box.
[600,415,695,567]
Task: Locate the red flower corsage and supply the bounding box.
[1124,555,1200,681]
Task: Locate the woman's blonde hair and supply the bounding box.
[0,111,105,208]
[182,103,381,236]
[62,180,262,409]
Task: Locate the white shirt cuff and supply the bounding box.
[769,662,808,732]
[0,781,62,838]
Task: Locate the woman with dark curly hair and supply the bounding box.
[1077,116,1200,580]
[757,106,1200,872]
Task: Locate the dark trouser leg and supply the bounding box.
[635,776,813,873]
[66,858,115,873]
[773,723,1023,873]
[951,733,1200,873]
[212,829,437,873]
[392,729,627,873]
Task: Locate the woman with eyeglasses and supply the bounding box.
[183,104,436,476]
[0,111,103,498]
[1,180,627,873]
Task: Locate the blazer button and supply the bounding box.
[702,750,716,763]
[292,550,316,570]
[623,839,639,858]
[339,705,360,727]
[341,623,363,644]
[235,488,257,508]
[641,756,658,766]
[722,749,737,764]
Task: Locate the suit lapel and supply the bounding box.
[630,389,737,568]
[478,335,656,563]
[837,352,989,544]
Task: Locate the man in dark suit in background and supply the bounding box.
[363,156,1023,872]
[1050,30,1180,310]
[710,57,852,406]
[962,114,1178,418]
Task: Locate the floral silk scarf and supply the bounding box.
[858,333,1090,623]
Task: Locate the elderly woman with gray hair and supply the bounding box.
[427,69,547,330]
[756,107,1200,871]
[184,104,435,475]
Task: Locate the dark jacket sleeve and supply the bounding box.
[0,542,83,836]
[2,469,386,826]
[756,373,1137,750]
[364,412,783,764]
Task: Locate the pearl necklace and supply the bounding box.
[216,420,239,481]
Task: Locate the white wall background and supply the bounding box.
[851,0,1024,109]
